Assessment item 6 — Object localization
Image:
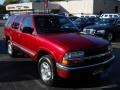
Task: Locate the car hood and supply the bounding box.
[38,33,109,52]
[85,24,111,30]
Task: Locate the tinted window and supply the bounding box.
[114,15,119,18]
[73,18,87,26]
[34,16,78,34]
[5,15,15,27]
[12,16,22,29]
[116,20,120,25]
[109,15,112,18]
[20,16,32,31]
[105,15,108,17]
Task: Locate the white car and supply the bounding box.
[79,15,98,18]
[74,14,98,18]
[3,14,9,20]
[100,14,119,19]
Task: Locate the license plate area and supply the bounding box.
[92,68,104,75]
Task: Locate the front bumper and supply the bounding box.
[56,55,115,78]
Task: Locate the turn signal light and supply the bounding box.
[61,58,84,65]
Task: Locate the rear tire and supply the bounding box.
[7,40,17,57]
[38,55,58,86]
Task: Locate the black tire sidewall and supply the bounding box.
[7,40,16,57]
[38,55,57,86]
[106,32,113,41]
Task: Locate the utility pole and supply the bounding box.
[44,0,48,13]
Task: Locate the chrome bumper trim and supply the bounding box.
[56,55,115,71]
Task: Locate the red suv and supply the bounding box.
[4,14,115,85]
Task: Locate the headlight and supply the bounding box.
[61,51,85,65]
[83,29,96,35]
[64,51,85,60]
[97,30,105,34]
[108,45,113,51]
[83,28,87,32]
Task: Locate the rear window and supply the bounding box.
[5,15,15,27]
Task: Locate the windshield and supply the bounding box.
[34,15,78,34]
[96,19,116,25]
[73,18,87,26]
[87,18,99,23]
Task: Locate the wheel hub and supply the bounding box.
[41,62,51,81]
[8,42,12,55]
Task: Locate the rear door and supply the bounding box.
[4,15,15,40]
[10,15,22,46]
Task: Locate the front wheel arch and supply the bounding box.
[36,49,57,62]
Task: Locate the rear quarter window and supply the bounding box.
[12,16,22,29]
[5,15,15,27]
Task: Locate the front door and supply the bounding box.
[19,16,38,57]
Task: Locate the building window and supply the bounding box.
[115,6,119,13]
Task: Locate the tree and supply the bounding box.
[3,0,19,6]
[0,5,6,14]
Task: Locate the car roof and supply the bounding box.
[13,14,65,17]
[102,13,119,15]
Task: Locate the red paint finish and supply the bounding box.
[4,14,114,79]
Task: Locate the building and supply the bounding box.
[6,0,120,15]
[53,0,120,16]
[6,1,59,14]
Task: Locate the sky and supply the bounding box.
[0,0,4,5]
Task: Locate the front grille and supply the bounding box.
[69,53,112,67]
[68,46,110,67]
[84,54,111,66]
[85,46,108,57]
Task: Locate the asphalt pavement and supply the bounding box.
[0,20,120,90]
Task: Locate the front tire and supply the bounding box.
[38,55,57,86]
[106,32,113,41]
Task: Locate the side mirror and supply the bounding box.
[22,27,34,34]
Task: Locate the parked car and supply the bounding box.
[100,14,119,19]
[3,14,9,20]
[4,14,115,86]
[0,14,4,20]
[83,18,120,41]
[74,14,98,18]
[73,17,100,31]
[69,16,79,21]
